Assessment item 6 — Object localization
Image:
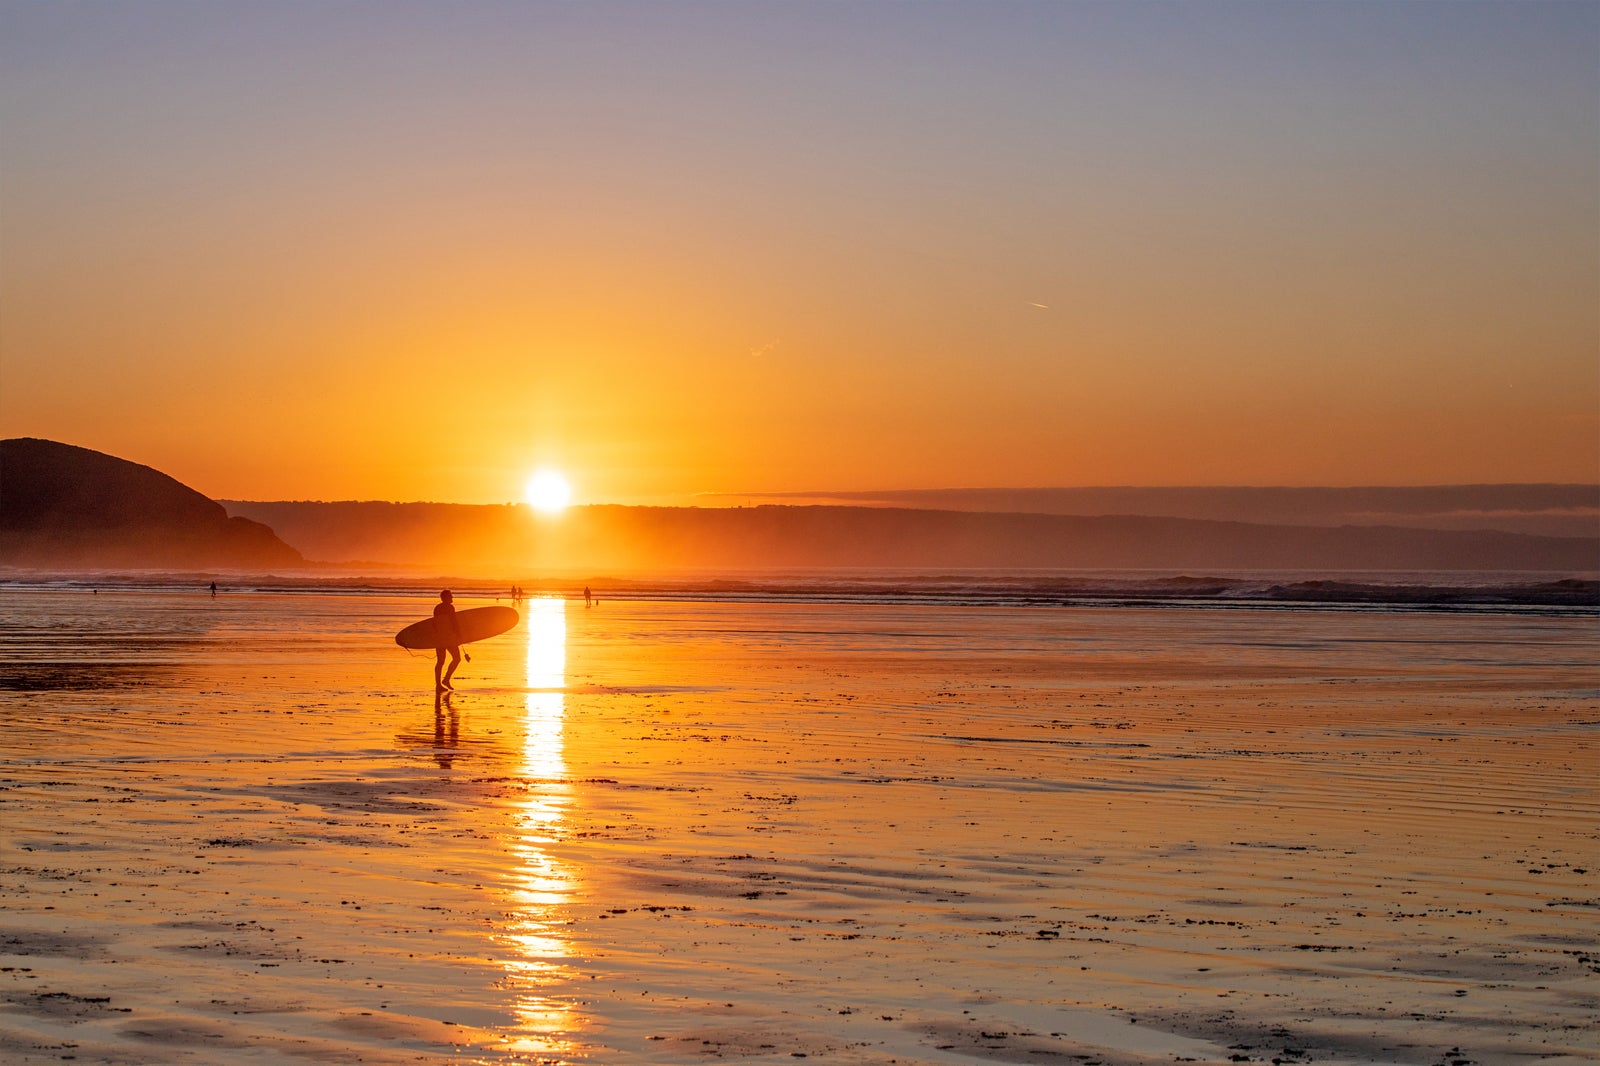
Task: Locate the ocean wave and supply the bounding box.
[4,568,1596,613]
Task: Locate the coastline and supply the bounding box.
[3,567,1597,612]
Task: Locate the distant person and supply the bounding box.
[584,585,592,608]
[209,582,217,597]
[433,590,464,692]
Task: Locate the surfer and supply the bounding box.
[433,590,464,691]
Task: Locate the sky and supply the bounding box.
[2,0,1596,506]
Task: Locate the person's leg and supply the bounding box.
[443,647,462,688]
[434,648,446,690]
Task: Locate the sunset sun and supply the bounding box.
[524,469,572,514]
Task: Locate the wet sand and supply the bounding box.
[0,589,1596,1064]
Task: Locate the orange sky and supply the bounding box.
[2,3,1595,505]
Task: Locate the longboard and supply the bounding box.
[395,605,519,650]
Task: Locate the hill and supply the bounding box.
[714,485,1600,538]
[1,438,304,569]
[222,500,1598,574]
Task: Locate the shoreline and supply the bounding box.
[3,567,1597,611]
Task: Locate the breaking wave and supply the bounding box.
[5,568,1596,614]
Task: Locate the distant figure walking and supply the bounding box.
[584,585,592,608]
[209,582,217,597]
[433,590,464,692]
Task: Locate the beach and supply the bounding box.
[1,587,1595,1064]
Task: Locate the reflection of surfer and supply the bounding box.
[433,590,464,691]
[432,691,459,768]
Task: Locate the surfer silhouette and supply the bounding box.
[433,590,464,691]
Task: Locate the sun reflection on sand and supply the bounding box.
[498,596,585,1055]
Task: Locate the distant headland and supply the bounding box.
[1,438,303,570]
[225,499,1599,575]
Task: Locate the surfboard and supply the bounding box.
[395,605,519,650]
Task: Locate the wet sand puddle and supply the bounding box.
[0,590,1595,1064]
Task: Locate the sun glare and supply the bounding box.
[524,470,573,514]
